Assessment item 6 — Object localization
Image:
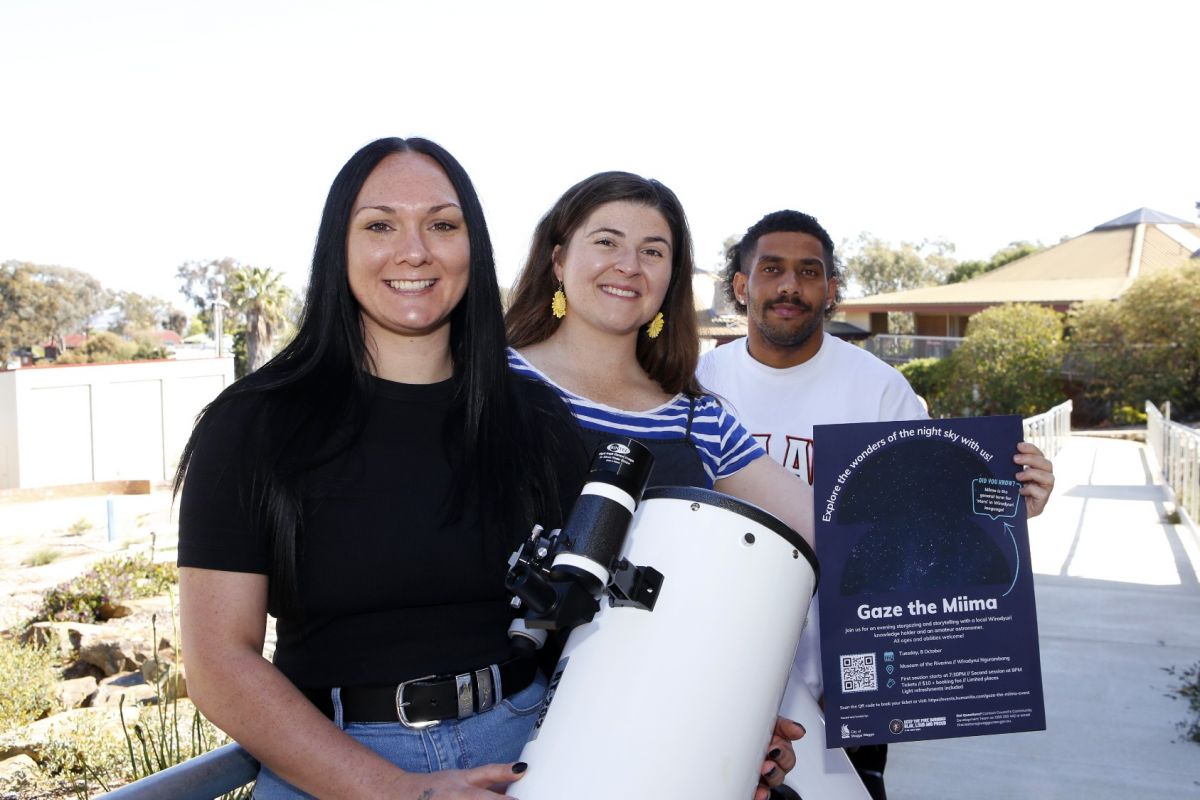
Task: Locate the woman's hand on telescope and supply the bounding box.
[755,716,803,799]
[393,761,528,798]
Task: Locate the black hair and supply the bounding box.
[175,137,570,615]
[722,210,842,317]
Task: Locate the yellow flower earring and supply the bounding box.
[551,283,567,319]
[646,311,665,339]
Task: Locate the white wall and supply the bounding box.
[839,310,872,331]
[0,372,19,488]
[0,358,235,490]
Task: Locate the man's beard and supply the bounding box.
[751,296,824,350]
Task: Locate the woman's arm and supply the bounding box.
[715,455,815,549]
[181,567,522,799]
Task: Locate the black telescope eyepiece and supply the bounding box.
[549,438,654,591]
[582,438,656,501]
[506,437,657,634]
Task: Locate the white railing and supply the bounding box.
[1022,399,1073,458]
[1146,401,1200,526]
[864,334,965,364]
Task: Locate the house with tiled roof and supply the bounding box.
[839,208,1200,344]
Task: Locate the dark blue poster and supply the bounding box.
[814,415,1045,747]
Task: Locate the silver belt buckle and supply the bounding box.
[395,674,440,729]
[474,667,496,713]
[455,672,474,719]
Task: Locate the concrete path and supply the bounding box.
[888,435,1200,799]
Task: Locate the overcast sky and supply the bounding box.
[2,0,1196,309]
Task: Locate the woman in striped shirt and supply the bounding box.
[505,170,810,800]
[506,171,813,541]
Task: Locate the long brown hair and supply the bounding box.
[506,171,701,396]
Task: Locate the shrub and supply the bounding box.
[1164,661,1200,743]
[943,303,1065,417]
[132,333,169,361]
[1112,404,1147,427]
[55,331,139,364]
[0,637,59,730]
[19,697,249,798]
[23,547,64,567]
[1068,263,1200,421]
[36,554,179,623]
[898,357,951,413]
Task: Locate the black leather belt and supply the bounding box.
[303,657,537,729]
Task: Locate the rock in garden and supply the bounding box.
[20,620,109,657]
[56,676,98,709]
[93,672,157,707]
[79,634,148,676]
[0,754,38,789]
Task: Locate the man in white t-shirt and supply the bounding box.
[697,210,1055,800]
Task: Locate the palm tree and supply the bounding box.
[228,266,293,373]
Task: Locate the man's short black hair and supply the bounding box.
[722,210,841,316]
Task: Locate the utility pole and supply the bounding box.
[210,273,228,358]
[212,299,229,358]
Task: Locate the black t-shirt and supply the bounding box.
[177,374,587,689]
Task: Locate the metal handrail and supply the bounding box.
[99,743,258,799]
[1146,401,1200,525]
[863,334,966,364]
[1022,399,1073,458]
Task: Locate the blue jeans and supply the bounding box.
[253,672,547,799]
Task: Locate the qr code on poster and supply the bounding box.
[840,652,877,693]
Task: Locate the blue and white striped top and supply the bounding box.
[507,348,764,487]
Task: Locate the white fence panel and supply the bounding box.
[1146,401,1200,525]
[1022,399,1073,458]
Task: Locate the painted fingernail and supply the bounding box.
[768,748,782,760]
[512,762,528,774]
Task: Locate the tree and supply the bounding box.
[989,241,1042,269]
[0,261,109,364]
[940,303,1065,417]
[1,263,37,363]
[944,259,991,285]
[37,264,110,349]
[228,266,294,373]
[1063,299,1127,420]
[166,308,189,336]
[175,257,243,327]
[841,234,954,297]
[945,241,1044,284]
[110,291,169,336]
[1068,262,1200,419]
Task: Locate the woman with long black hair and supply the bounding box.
[176,138,587,799]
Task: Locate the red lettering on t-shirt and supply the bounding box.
[753,433,816,485]
[782,435,815,485]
